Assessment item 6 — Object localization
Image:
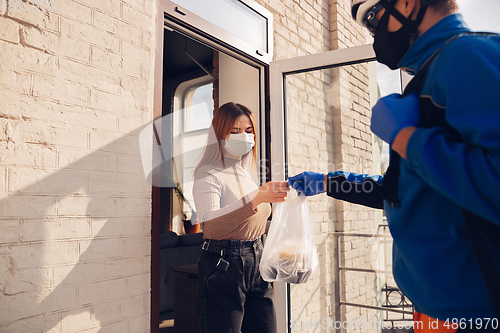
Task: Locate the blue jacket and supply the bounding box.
[326,14,500,320]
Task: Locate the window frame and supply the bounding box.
[162,0,273,65]
[174,76,214,133]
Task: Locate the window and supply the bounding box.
[171,0,268,52]
[184,82,213,132]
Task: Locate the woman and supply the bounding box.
[193,102,289,333]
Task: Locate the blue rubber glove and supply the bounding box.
[371,91,420,145]
[287,171,325,196]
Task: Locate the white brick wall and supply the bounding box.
[0,0,156,331]
[329,2,381,332]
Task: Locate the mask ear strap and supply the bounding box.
[389,8,408,25]
[380,0,409,26]
[410,4,428,33]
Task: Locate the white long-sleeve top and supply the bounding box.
[193,156,271,240]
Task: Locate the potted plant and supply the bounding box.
[174,182,200,234]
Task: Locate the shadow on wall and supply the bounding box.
[0,123,154,332]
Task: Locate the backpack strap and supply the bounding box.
[402,32,499,97]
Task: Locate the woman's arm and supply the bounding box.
[193,170,257,236]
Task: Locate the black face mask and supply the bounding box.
[373,5,411,70]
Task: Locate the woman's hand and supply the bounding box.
[250,181,289,209]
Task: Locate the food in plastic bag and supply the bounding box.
[260,188,318,284]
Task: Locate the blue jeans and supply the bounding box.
[196,237,277,333]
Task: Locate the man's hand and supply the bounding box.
[288,171,325,196]
[371,91,420,145]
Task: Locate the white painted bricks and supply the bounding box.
[0,0,155,331]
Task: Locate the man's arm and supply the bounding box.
[404,126,500,225]
[400,36,500,225]
[324,171,384,209]
[288,171,384,209]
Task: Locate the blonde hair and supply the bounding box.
[194,102,258,174]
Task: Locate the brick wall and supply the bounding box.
[329,2,380,331]
[1,0,382,331]
[330,0,371,49]
[0,0,156,331]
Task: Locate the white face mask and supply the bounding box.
[224,132,255,157]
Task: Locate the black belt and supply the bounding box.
[201,237,263,255]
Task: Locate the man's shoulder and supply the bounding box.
[441,32,500,56]
[431,32,500,73]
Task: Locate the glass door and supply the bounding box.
[270,45,406,333]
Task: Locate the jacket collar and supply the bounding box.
[398,14,470,74]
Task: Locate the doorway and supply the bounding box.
[153,26,267,333]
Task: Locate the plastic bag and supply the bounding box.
[260,189,318,284]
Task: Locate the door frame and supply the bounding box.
[269,44,376,333]
[152,1,274,332]
[161,0,273,65]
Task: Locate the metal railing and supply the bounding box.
[331,230,414,333]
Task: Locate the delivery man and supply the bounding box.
[288,0,500,331]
